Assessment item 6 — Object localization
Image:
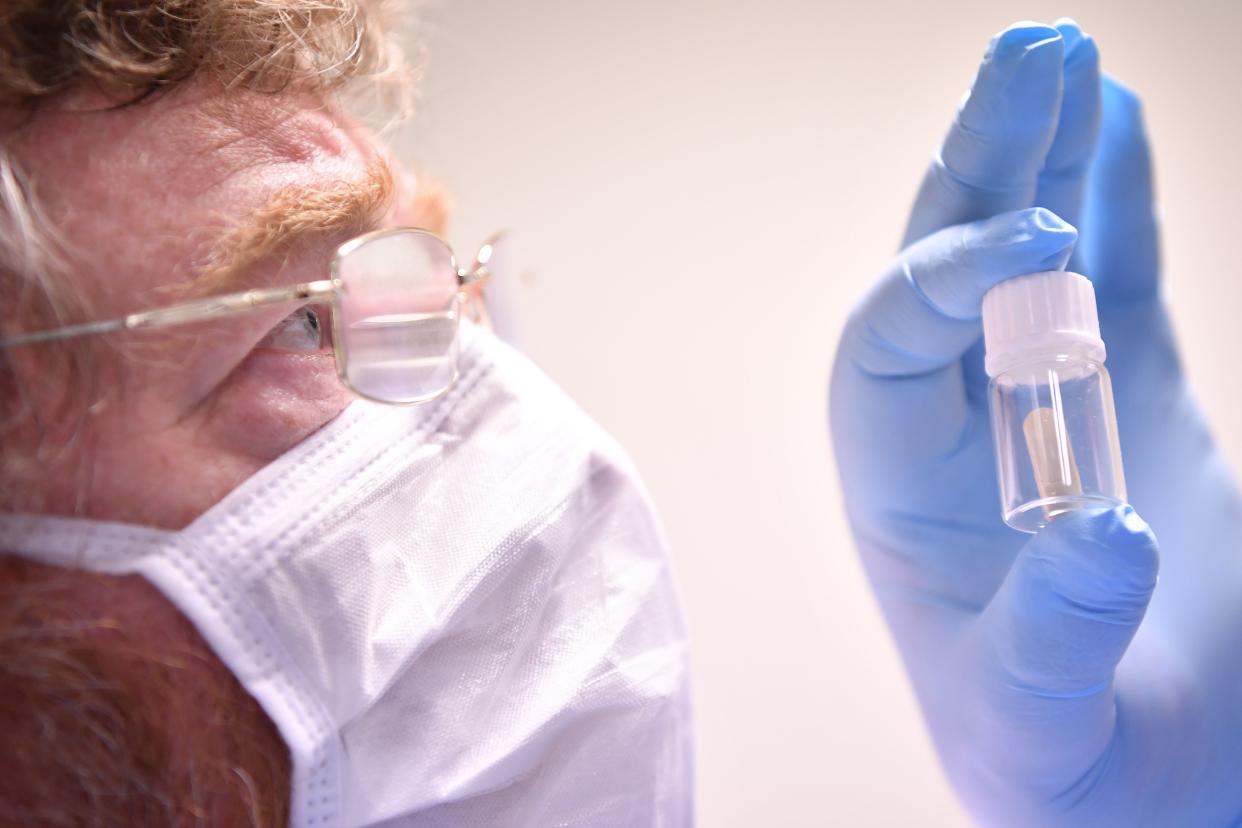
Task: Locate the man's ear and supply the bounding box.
[393,161,453,235]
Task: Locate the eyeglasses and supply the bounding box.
[0,227,499,406]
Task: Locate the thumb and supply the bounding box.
[954,507,1158,810]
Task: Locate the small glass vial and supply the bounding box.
[981,271,1126,533]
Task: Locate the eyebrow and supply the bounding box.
[184,158,396,298]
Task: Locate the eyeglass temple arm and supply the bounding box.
[0,280,338,349]
[460,231,506,290]
[458,266,489,288]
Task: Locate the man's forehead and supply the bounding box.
[191,88,375,176]
[9,78,392,302]
[20,80,360,170]
[10,85,376,244]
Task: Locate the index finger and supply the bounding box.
[903,23,1064,247]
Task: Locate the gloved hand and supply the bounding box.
[830,19,1242,827]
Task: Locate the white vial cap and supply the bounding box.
[981,270,1105,377]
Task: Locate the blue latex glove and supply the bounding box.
[830,20,1242,827]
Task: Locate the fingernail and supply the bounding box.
[1118,504,1149,532]
[1028,208,1078,270]
[973,208,1076,249]
[1053,504,1151,542]
[1060,27,1099,72]
[964,209,1077,281]
[1030,206,1074,233]
[1025,207,1078,266]
[985,22,1062,64]
[1080,504,1154,543]
[1055,18,1085,56]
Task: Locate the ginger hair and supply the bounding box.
[0,0,402,106]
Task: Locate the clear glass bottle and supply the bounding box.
[982,271,1126,533]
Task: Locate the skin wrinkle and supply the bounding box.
[188,94,346,194]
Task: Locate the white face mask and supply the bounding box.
[0,327,694,827]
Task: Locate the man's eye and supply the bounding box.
[257,306,326,352]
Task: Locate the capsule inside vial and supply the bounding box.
[982,271,1126,533]
[1022,406,1083,517]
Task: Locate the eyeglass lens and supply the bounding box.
[334,230,460,404]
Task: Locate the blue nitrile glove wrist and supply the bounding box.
[830,19,1242,827]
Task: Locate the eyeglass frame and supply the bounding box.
[0,226,497,407]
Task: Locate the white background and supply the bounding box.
[396,2,1242,825]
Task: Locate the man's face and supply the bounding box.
[0,79,439,823]
[7,79,428,528]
